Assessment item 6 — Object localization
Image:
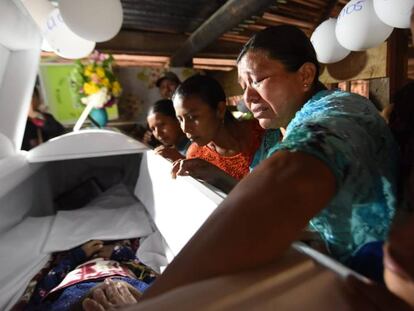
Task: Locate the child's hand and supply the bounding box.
[97,244,116,259]
[82,240,104,258]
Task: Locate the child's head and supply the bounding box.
[172,74,234,146]
[147,99,185,147]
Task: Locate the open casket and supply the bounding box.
[0,1,359,310]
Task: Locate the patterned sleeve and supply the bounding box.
[29,247,86,304]
[268,91,398,261]
[273,93,383,187]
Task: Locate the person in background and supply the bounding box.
[155,72,181,100]
[21,87,65,151]
[147,99,190,162]
[140,72,182,147]
[171,74,264,192]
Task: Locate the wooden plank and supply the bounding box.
[96,30,241,59]
[319,42,388,84]
[262,12,314,29]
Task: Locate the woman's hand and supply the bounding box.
[82,279,140,311]
[171,158,230,185]
[154,145,184,162]
[82,240,104,258]
[171,158,237,193]
[171,158,221,182]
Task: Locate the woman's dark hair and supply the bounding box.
[173,74,235,122]
[147,99,176,118]
[237,25,324,92]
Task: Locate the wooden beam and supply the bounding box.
[96,30,185,55]
[262,12,314,29]
[387,29,409,98]
[315,0,340,28]
[169,0,276,67]
[96,30,241,59]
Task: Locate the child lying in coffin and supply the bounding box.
[25,239,157,311]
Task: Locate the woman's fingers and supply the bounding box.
[82,298,106,311]
[115,282,138,304]
[154,145,165,153]
[171,159,185,178]
[92,287,113,309]
[101,279,138,305]
[171,158,217,181]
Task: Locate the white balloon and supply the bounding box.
[59,0,123,42]
[374,0,414,29]
[42,9,95,59]
[311,18,351,64]
[336,0,394,51]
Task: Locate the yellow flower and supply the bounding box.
[112,81,122,97]
[102,78,110,88]
[84,65,94,77]
[96,67,106,78]
[83,82,100,95]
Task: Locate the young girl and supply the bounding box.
[147,99,190,162]
[171,75,264,191]
[26,240,156,310]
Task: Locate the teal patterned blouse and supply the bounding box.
[251,90,398,262]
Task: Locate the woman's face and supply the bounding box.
[237,50,308,130]
[173,95,222,146]
[147,112,183,147]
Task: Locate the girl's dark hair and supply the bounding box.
[147,99,176,118]
[173,74,235,122]
[237,25,324,92]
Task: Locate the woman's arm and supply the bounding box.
[140,150,336,300]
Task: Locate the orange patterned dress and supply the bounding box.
[186,120,264,180]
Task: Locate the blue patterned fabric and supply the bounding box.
[254,90,398,262]
[250,128,281,170]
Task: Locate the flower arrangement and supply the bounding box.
[70,50,122,109]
